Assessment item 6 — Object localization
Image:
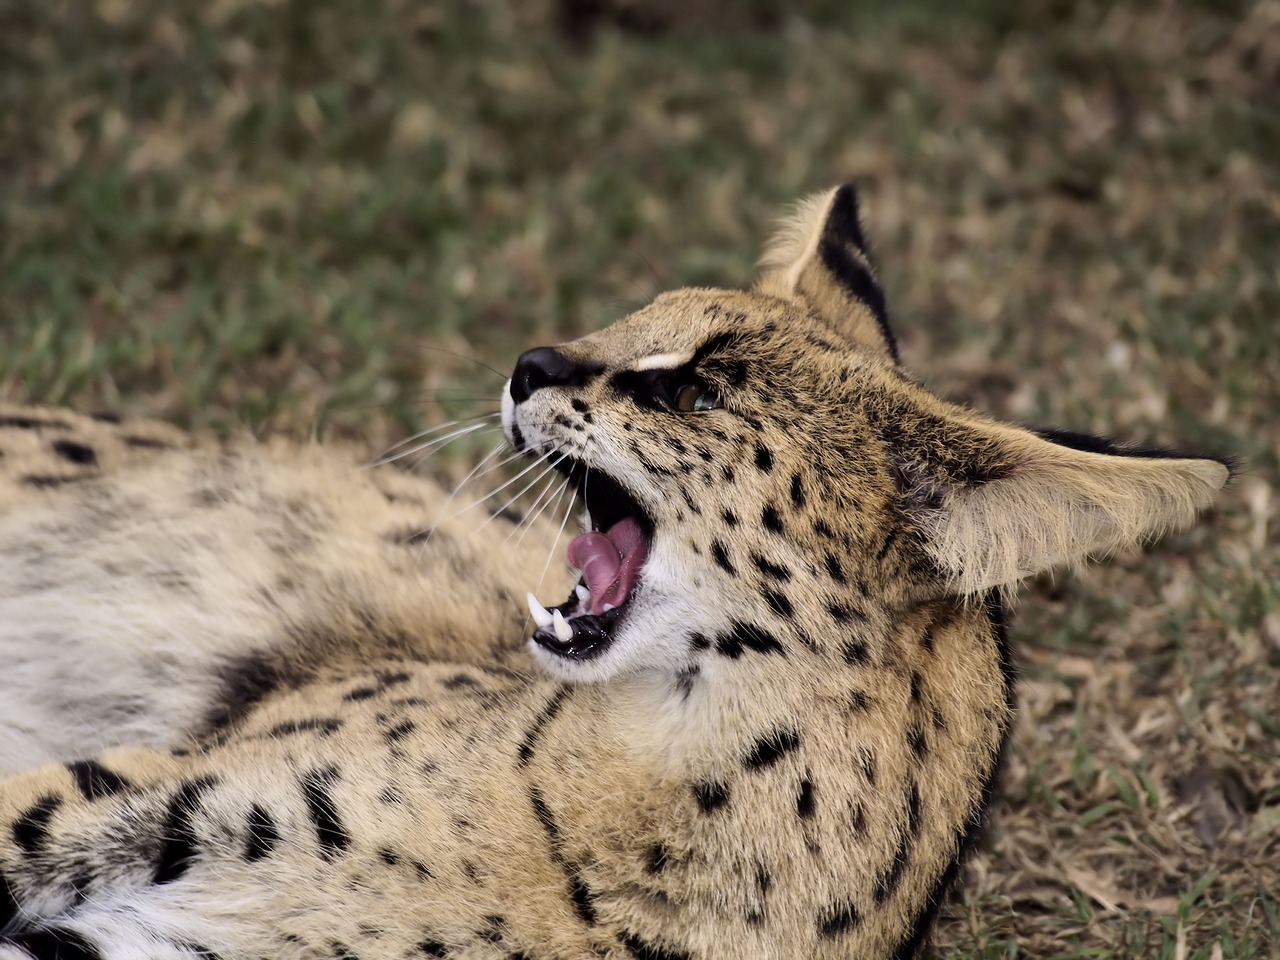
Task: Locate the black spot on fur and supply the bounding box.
[817,901,862,938]
[790,473,806,509]
[710,540,735,575]
[874,782,922,905]
[344,686,378,702]
[797,776,816,819]
[89,410,122,423]
[755,862,773,896]
[245,804,280,861]
[268,717,342,738]
[494,505,524,525]
[675,665,699,699]
[877,529,899,562]
[688,632,710,651]
[831,603,864,624]
[721,508,738,527]
[745,728,801,770]
[761,504,784,534]
[13,795,61,854]
[443,673,477,689]
[763,589,793,619]
[155,777,217,883]
[6,928,103,960]
[858,749,877,786]
[66,760,130,801]
[22,474,75,488]
[920,628,936,653]
[848,689,871,713]
[123,435,173,449]
[751,553,791,581]
[385,720,416,742]
[842,640,871,665]
[825,552,847,584]
[51,439,97,466]
[0,416,71,430]
[528,787,597,926]
[908,724,928,759]
[1,869,18,927]
[645,844,670,874]
[517,686,571,766]
[418,942,450,958]
[909,671,924,702]
[301,768,350,859]
[850,803,866,834]
[618,932,692,960]
[386,528,433,546]
[205,652,286,734]
[692,781,730,813]
[754,443,773,472]
[478,916,506,942]
[715,621,785,658]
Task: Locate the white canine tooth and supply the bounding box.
[552,609,573,643]
[602,602,618,612]
[575,584,590,602]
[527,593,554,629]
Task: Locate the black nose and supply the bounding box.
[509,347,577,404]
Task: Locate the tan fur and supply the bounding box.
[0,186,1230,959]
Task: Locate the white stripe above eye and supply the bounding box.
[631,351,692,372]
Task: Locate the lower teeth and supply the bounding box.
[552,610,573,643]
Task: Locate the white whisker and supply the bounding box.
[516,475,573,549]
[450,442,508,499]
[508,473,571,545]
[432,451,557,530]
[533,470,580,603]
[398,423,501,468]
[475,454,569,536]
[369,417,500,468]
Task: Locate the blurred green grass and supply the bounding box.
[2,0,1278,956]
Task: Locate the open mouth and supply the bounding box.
[526,459,654,661]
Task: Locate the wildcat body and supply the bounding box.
[0,185,1230,959]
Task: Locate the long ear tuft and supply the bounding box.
[889,411,1235,595]
[756,183,899,363]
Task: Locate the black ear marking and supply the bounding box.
[824,183,869,253]
[818,184,899,364]
[1035,427,1239,476]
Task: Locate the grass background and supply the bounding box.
[2,0,1277,955]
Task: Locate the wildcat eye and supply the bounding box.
[673,383,720,413]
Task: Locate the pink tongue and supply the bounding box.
[566,517,650,615]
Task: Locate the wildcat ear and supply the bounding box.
[756,184,900,363]
[885,409,1235,595]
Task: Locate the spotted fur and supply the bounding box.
[0,185,1230,959]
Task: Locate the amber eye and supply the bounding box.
[673,382,720,413]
